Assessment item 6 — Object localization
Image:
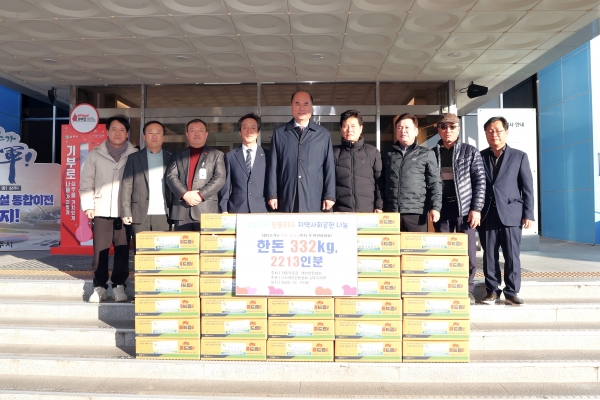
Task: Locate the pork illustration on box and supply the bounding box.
[267,340,333,362]
[136,338,200,360]
[267,298,334,319]
[200,213,237,234]
[268,319,335,340]
[135,317,200,338]
[200,235,236,256]
[401,255,468,277]
[334,340,401,362]
[401,277,468,297]
[403,298,470,319]
[357,256,401,277]
[201,318,267,339]
[355,213,400,234]
[201,339,266,361]
[335,320,402,340]
[400,232,468,255]
[135,275,199,297]
[200,277,236,297]
[357,235,400,256]
[335,299,402,320]
[402,319,470,340]
[201,298,267,318]
[357,277,401,298]
[135,231,199,254]
[134,254,200,275]
[402,340,469,362]
[135,297,200,318]
[200,257,235,276]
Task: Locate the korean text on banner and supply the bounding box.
[235,214,358,297]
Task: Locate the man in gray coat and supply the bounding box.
[119,120,172,252]
[166,118,226,231]
[267,91,336,213]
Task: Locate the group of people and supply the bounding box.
[79,90,534,308]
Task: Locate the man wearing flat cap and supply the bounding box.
[432,113,486,305]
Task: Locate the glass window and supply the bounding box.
[146,84,257,108]
[77,86,141,109]
[379,82,448,106]
[261,83,375,106]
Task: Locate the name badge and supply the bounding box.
[198,168,207,179]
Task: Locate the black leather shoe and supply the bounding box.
[468,292,476,305]
[481,292,499,305]
[505,294,525,306]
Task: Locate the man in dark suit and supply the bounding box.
[119,120,172,251]
[219,113,268,213]
[166,119,226,231]
[479,116,535,306]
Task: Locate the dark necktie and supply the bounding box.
[245,148,252,173]
[295,125,304,138]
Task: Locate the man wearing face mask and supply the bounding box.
[333,109,383,213]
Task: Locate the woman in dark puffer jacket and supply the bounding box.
[333,110,384,212]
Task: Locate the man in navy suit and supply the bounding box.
[219,113,269,213]
[479,116,534,306]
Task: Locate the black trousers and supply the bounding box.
[477,206,522,297]
[173,212,200,232]
[132,214,170,254]
[92,217,131,289]
[434,201,477,292]
[400,213,428,232]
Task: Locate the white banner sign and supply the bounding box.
[235,214,358,296]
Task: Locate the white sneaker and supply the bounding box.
[112,285,127,302]
[89,287,107,303]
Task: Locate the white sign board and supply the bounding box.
[70,103,99,134]
[235,214,358,296]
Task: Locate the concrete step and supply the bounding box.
[0,344,134,359]
[473,280,600,300]
[0,318,134,347]
[0,278,135,299]
[471,298,600,323]
[470,321,600,351]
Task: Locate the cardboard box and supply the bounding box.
[267,340,333,362]
[200,277,235,297]
[267,298,334,319]
[334,340,401,362]
[200,214,237,234]
[200,256,236,276]
[400,233,468,255]
[201,339,266,361]
[201,318,267,339]
[335,319,402,340]
[355,213,400,234]
[401,277,468,297]
[135,317,200,338]
[200,235,236,256]
[135,297,200,318]
[334,298,401,320]
[201,297,267,318]
[134,254,200,275]
[357,235,400,256]
[357,277,401,298]
[401,255,468,277]
[403,298,470,319]
[402,319,470,340]
[134,276,199,297]
[136,337,199,360]
[135,231,199,254]
[268,319,335,340]
[357,256,401,277]
[402,340,469,362]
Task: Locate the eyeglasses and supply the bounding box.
[486,129,505,135]
[439,124,458,130]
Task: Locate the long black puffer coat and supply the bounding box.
[333,137,384,212]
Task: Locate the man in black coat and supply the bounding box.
[383,113,441,231]
[333,109,383,212]
[219,113,269,213]
[479,116,535,306]
[267,91,336,213]
[119,120,172,252]
[432,113,486,305]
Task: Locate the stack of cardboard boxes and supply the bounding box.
[400,232,471,362]
[134,231,201,360]
[334,213,402,362]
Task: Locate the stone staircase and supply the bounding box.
[0,276,599,399]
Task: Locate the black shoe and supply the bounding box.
[468,292,476,305]
[481,292,499,305]
[504,294,524,306]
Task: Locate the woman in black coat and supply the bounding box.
[333,110,384,212]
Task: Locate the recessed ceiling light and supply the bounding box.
[448,52,462,58]
[175,56,188,61]
[311,54,324,60]
[43,59,57,64]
